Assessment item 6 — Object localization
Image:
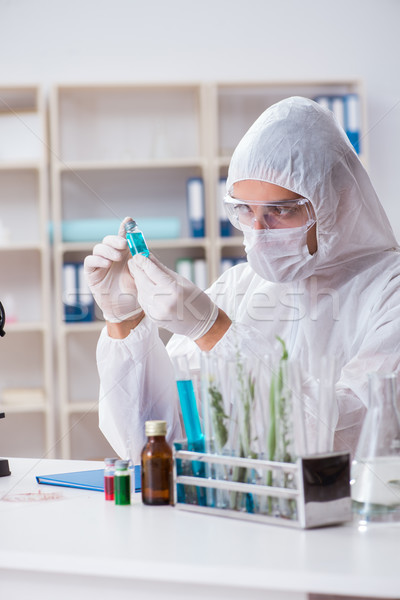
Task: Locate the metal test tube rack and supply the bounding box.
[173,448,352,529]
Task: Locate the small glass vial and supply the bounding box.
[114,460,131,505]
[141,420,173,506]
[125,220,149,257]
[104,457,118,501]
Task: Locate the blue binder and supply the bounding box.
[218,177,231,237]
[187,177,205,237]
[36,466,141,492]
[314,93,361,155]
[63,262,95,323]
[344,93,361,155]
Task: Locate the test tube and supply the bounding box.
[173,355,207,507]
[172,355,205,454]
[125,220,149,257]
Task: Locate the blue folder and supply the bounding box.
[36,466,141,492]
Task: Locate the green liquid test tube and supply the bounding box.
[125,220,149,257]
[114,460,131,505]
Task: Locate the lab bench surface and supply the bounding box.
[0,458,399,600]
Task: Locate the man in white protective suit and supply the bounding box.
[84,96,400,464]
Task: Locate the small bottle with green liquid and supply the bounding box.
[125,220,149,257]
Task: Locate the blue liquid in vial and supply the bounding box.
[177,379,203,443]
[176,379,206,487]
[126,230,149,257]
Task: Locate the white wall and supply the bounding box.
[1,0,400,237]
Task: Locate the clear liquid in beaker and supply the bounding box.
[352,456,400,521]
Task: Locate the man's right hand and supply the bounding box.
[84,217,143,323]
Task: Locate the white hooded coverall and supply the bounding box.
[96,97,400,464]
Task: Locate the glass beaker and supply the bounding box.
[351,371,400,523]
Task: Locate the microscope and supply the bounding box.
[0,300,11,476]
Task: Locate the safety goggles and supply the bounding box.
[224,193,316,231]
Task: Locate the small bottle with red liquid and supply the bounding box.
[104,457,118,501]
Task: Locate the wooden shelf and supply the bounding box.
[58,237,210,254]
[0,85,54,460]
[64,402,99,414]
[57,158,206,171]
[4,322,49,333]
[217,237,245,248]
[0,243,44,252]
[1,403,47,414]
[0,161,42,171]
[61,321,104,335]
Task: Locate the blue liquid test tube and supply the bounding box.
[176,379,205,453]
[125,220,149,257]
[173,356,207,506]
[176,378,206,506]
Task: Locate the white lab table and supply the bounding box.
[0,457,399,600]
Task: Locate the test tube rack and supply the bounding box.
[173,447,352,529]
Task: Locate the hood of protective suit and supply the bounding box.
[226,96,398,275]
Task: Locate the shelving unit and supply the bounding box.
[49,80,365,459]
[0,86,54,458]
[49,84,211,458]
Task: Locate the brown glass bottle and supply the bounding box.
[141,420,173,506]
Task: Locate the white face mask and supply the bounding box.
[243,225,316,283]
